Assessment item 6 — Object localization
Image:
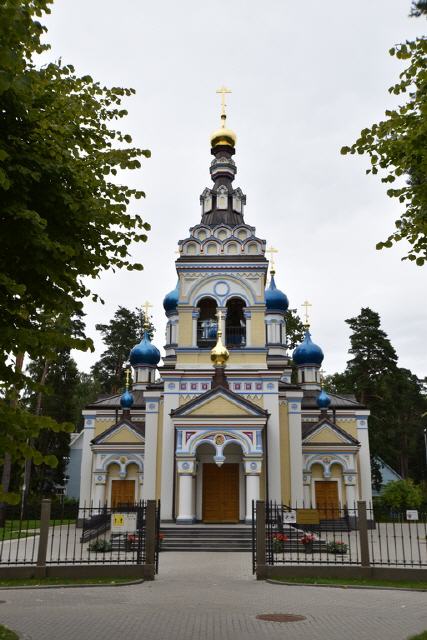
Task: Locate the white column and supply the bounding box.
[160,381,180,520]
[191,310,199,346]
[356,414,373,505]
[244,310,252,347]
[141,394,160,500]
[345,481,357,510]
[285,392,304,505]
[262,383,281,502]
[93,478,106,508]
[244,461,261,523]
[78,414,95,513]
[303,473,312,507]
[176,460,196,524]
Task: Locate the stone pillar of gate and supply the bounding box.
[244,459,261,523]
[176,459,196,524]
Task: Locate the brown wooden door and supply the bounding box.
[315,481,339,520]
[111,480,135,507]
[202,463,239,523]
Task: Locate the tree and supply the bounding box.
[25,351,81,495]
[92,307,154,395]
[380,479,423,510]
[285,309,306,351]
[327,308,427,482]
[0,1,150,501]
[341,10,427,265]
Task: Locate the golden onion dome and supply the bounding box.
[210,114,237,148]
[210,330,230,366]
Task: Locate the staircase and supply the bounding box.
[160,525,253,552]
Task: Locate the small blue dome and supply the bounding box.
[265,274,289,313]
[293,329,324,366]
[120,389,134,409]
[129,330,161,367]
[317,389,331,409]
[163,281,179,313]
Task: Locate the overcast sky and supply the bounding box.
[41,0,426,378]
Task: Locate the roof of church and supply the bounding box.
[302,417,360,445]
[171,384,269,418]
[86,390,146,409]
[301,390,366,410]
[91,418,145,445]
[86,381,165,410]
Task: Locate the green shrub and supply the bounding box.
[88,539,112,553]
[380,479,423,511]
[325,541,348,554]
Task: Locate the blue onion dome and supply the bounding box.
[293,329,324,366]
[129,330,161,367]
[120,389,134,409]
[265,274,289,313]
[163,280,179,313]
[317,388,331,409]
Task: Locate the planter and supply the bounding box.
[303,542,314,553]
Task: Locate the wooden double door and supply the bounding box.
[111,480,135,507]
[202,463,240,523]
[315,481,339,520]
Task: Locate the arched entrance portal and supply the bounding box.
[196,442,244,523]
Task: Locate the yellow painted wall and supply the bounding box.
[107,462,120,478]
[176,351,266,367]
[311,463,324,479]
[177,310,193,347]
[308,429,343,444]
[250,310,266,347]
[156,401,164,500]
[104,429,142,444]
[330,463,343,479]
[336,419,357,438]
[94,420,115,437]
[189,396,253,416]
[279,403,291,504]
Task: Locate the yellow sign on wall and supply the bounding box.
[113,514,124,527]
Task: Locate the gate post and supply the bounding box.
[256,500,266,580]
[357,500,371,567]
[144,500,156,579]
[36,499,51,571]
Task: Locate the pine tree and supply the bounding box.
[92,306,154,395]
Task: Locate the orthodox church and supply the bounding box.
[76,91,373,523]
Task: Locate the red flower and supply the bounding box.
[272,533,289,542]
[300,533,317,544]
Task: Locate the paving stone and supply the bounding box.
[1,553,426,640]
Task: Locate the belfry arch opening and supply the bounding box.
[197,297,217,348]
[226,297,246,348]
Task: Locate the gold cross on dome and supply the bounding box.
[266,246,278,274]
[216,86,232,117]
[142,300,153,328]
[302,300,312,327]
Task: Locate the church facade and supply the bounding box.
[77,98,373,523]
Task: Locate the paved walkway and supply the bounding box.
[1,553,427,640]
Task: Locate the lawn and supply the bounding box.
[408,633,427,640]
[0,624,18,640]
[0,519,76,541]
[0,576,138,587]
[271,576,427,590]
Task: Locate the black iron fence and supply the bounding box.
[0,499,160,572]
[253,501,427,572]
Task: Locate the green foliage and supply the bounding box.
[325,541,348,554]
[0,0,150,500]
[92,306,154,395]
[380,479,423,510]
[341,37,427,265]
[327,308,427,482]
[285,309,305,351]
[88,538,112,553]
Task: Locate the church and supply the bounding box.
[76,90,373,524]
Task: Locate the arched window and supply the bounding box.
[226,297,246,348]
[197,297,217,348]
